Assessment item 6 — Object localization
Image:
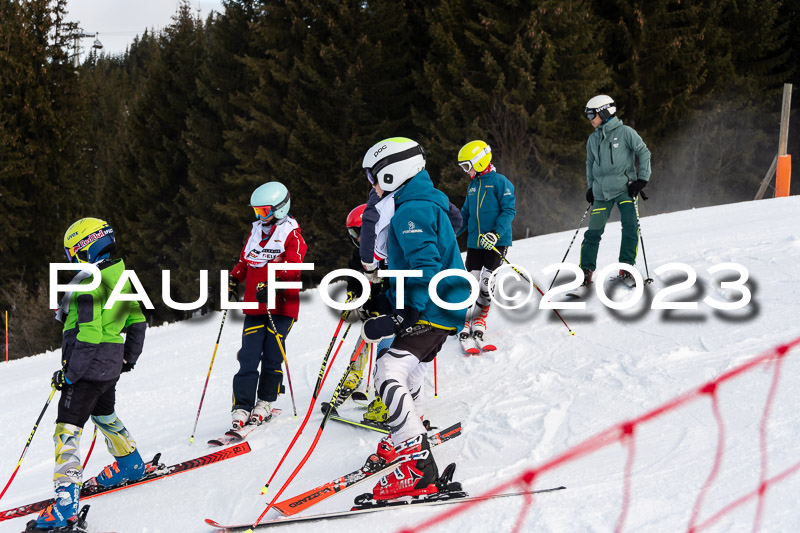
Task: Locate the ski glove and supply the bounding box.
[341,291,359,321]
[255,282,270,304]
[361,261,381,284]
[361,307,420,343]
[479,232,499,251]
[228,276,239,302]
[121,359,135,373]
[586,188,594,204]
[52,369,71,390]
[627,179,648,198]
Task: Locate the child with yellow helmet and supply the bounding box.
[455,140,516,353]
[33,218,149,530]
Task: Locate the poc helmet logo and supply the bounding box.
[374,145,387,157]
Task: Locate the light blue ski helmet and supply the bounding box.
[250,182,291,221]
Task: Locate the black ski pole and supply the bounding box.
[189,310,227,444]
[548,204,592,290]
[0,386,56,502]
[265,309,298,417]
[634,195,654,284]
[481,236,575,336]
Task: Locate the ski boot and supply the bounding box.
[250,400,272,425]
[28,483,81,530]
[90,449,146,488]
[471,303,496,351]
[363,396,388,423]
[582,268,594,287]
[231,408,249,430]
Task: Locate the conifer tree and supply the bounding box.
[417,0,608,236]
[117,1,205,319]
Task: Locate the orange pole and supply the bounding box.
[776,155,791,197]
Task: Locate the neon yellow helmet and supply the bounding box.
[63,217,116,264]
[457,140,492,173]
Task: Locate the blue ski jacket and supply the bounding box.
[388,170,470,331]
[457,170,516,248]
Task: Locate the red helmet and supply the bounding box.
[346,204,367,247]
[346,204,366,228]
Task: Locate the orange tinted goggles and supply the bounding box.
[252,205,274,220]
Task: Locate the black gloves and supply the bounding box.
[362,307,420,343]
[52,369,71,390]
[255,282,270,304]
[121,360,135,373]
[586,188,594,204]
[228,276,239,302]
[627,179,648,198]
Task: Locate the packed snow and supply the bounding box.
[1,196,799,533]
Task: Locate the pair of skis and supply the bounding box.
[208,408,282,447]
[207,485,566,530]
[0,444,251,523]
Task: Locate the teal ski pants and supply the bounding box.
[579,193,639,272]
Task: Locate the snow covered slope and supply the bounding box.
[2,196,799,533]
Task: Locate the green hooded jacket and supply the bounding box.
[586,116,651,201]
[62,258,146,383]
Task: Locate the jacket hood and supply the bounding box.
[394,170,449,211]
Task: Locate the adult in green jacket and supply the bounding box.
[34,218,148,530]
[579,95,651,285]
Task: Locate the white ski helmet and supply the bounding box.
[362,137,426,192]
[585,95,616,121]
[250,181,291,221]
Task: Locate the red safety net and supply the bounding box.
[398,336,800,533]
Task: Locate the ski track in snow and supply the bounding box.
[1,197,800,532]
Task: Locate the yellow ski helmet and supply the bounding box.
[63,218,116,264]
[457,140,492,173]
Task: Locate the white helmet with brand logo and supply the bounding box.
[362,137,426,192]
[585,95,616,121]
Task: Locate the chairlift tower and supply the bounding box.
[72,31,104,69]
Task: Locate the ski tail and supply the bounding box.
[273,422,462,517]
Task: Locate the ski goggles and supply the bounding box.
[586,111,597,120]
[252,205,275,220]
[251,193,290,220]
[348,227,360,241]
[458,144,491,173]
[365,168,377,185]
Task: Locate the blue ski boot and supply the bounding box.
[93,448,146,488]
[31,482,80,530]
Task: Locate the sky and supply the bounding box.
[65,0,225,57]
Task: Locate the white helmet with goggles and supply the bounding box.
[585,95,616,121]
[362,137,426,193]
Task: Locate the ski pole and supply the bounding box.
[433,357,438,398]
[189,309,228,444]
[0,385,56,502]
[82,425,98,469]
[250,338,367,531]
[634,196,654,284]
[259,321,352,495]
[548,204,591,290]
[365,343,373,396]
[481,235,575,336]
[265,309,298,418]
[312,318,346,398]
